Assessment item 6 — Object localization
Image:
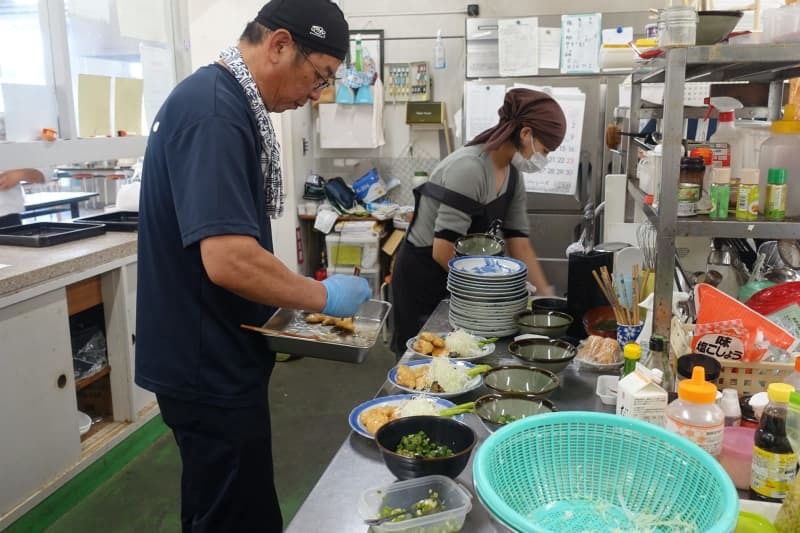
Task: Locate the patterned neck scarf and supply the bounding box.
[219,45,284,218]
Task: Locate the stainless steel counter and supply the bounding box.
[286,300,615,532]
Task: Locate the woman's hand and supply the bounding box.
[0,169,45,190]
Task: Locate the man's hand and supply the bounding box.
[321,275,372,317]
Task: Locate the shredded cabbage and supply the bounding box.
[428,358,471,392]
[396,397,443,418]
[444,329,480,356]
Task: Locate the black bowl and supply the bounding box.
[374,416,477,480]
[531,297,569,313]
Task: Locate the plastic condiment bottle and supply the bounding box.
[750,383,798,502]
[735,168,760,221]
[622,342,642,377]
[433,29,446,69]
[710,167,731,220]
[690,147,714,193]
[708,97,744,180]
[783,356,800,392]
[665,366,725,457]
[720,388,742,426]
[758,104,800,216]
[766,168,788,221]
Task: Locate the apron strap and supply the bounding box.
[415,181,485,215]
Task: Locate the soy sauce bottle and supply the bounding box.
[750,383,798,502]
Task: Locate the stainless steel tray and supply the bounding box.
[259,299,391,363]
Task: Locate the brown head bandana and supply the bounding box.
[466,88,567,152]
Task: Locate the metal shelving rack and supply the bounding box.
[626,43,800,341]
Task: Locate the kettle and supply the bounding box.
[115,180,140,211]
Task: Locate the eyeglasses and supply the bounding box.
[298,47,332,90]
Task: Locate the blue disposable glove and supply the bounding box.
[321,275,371,317]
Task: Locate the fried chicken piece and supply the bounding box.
[334,317,355,333]
[419,331,445,347]
[305,313,327,324]
[431,346,450,357]
[395,365,418,388]
[322,316,338,326]
[359,405,396,435]
[413,338,434,354]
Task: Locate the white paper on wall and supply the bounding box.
[498,18,539,77]
[463,83,506,143]
[561,13,601,74]
[538,28,561,70]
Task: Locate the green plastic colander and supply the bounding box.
[473,411,738,533]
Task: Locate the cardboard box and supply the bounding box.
[382,229,406,257]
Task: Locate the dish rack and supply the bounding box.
[717,359,794,396]
[674,322,794,395]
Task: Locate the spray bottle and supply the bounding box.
[434,29,446,69]
[707,97,744,181]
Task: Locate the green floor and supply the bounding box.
[34,342,395,532]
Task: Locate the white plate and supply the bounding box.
[575,354,624,371]
[405,334,495,360]
[448,316,519,337]
[347,394,459,439]
[448,307,522,325]
[388,360,483,398]
[448,256,527,277]
[449,298,528,315]
[78,410,92,436]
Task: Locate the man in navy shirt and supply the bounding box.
[135,1,369,531]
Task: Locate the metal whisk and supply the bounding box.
[637,222,657,272]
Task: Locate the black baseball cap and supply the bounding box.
[256,0,349,61]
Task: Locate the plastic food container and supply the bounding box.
[595,375,619,405]
[720,426,755,489]
[358,475,472,533]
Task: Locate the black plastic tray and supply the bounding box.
[0,222,106,247]
[76,211,138,232]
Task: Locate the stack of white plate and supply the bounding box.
[447,255,528,337]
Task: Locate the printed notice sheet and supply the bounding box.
[538,28,561,70]
[498,18,539,77]
[561,13,601,74]
[463,83,506,142]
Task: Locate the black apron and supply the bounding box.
[390,172,518,355]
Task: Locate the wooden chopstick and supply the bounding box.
[240,323,322,340]
[593,269,624,324]
[601,267,628,324]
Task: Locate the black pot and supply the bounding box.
[374,416,477,480]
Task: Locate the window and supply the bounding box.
[0,0,185,167]
[64,0,176,136]
[0,0,52,140]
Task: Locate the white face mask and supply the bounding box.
[511,136,549,173]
